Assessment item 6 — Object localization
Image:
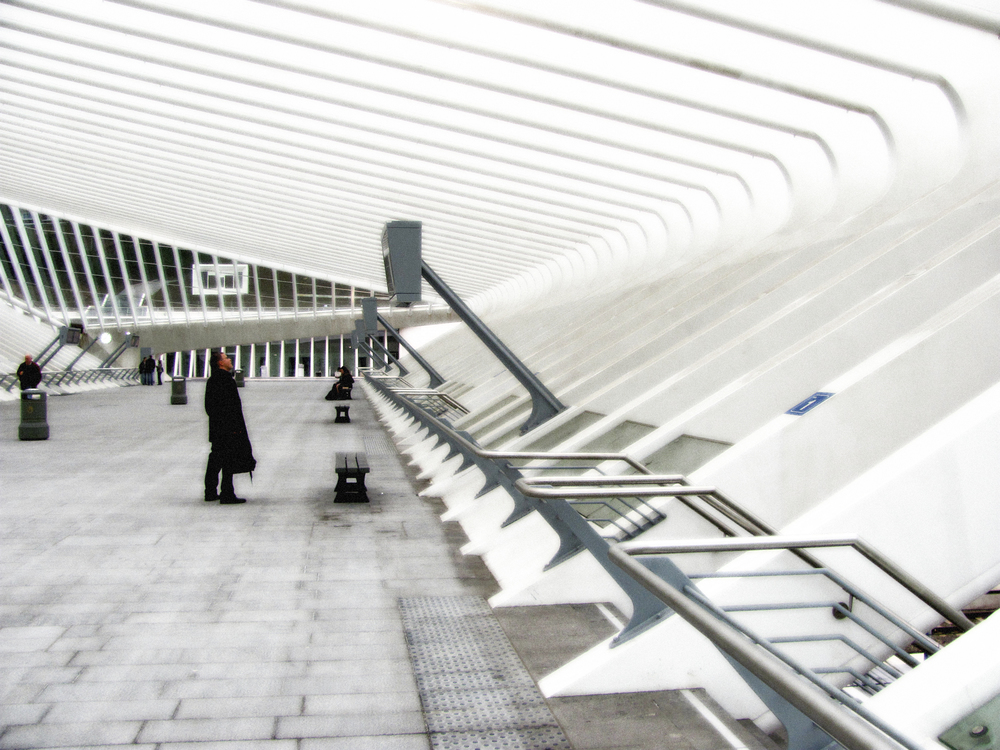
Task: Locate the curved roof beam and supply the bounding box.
[0,44,724,228]
[0,15,749,215]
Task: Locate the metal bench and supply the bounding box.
[334,452,370,503]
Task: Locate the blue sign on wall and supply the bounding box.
[786,392,834,416]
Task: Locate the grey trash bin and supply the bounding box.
[170,377,188,405]
[19,389,49,441]
[234,370,245,388]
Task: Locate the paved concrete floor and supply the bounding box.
[0,380,497,749]
[0,380,774,750]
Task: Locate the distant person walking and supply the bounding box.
[156,358,164,385]
[204,350,256,504]
[16,355,42,390]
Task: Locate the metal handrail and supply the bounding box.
[45,368,140,388]
[4,367,139,392]
[619,536,973,632]
[515,475,775,541]
[609,544,921,750]
[365,374,680,643]
[379,384,654,475]
[392,388,470,414]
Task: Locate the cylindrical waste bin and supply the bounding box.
[234,370,245,388]
[19,389,49,441]
[170,377,188,405]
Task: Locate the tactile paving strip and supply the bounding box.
[363,433,396,457]
[399,596,572,750]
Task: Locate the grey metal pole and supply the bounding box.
[367,334,408,376]
[420,262,565,433]
[353,338,381,369]
[34,332,62,367]
[353,322,386,369]
[376,313,445,389]
[65,337,100,371]
[99,341,129,368]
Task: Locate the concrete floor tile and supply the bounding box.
[0,666,82,688]
[158,743,297,750]
[300,736,431,750]
[159,678,287,700]
[43,699,179,723]
[305,658,413,677]
[276,711,426,739]
[67,648,187,667]
[282,673,418,696]
[175,695,303,720]
[179,647,291,663]
[0,651,74,668]
[0,702,51,726]
[46,636,110,653]
[0,720,142,749]
[0,684,44,705]
[304,691,422,715]
[136,717,276,743]
[36,681,165,703]
[74,664,200,683]
[289,641,410,661]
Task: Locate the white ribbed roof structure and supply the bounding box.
[3,0,998,313]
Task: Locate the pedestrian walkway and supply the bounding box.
[0,380,772,750]
[0,380,496,749]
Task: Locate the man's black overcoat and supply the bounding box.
[16,361,42,390]
[205,368,255,474]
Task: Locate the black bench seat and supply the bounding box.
[334,451,370,503]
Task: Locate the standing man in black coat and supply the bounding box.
[16,355,42,390]
[204,350,255,504]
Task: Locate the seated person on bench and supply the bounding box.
[336,366,354,398]
[326,366,354,401]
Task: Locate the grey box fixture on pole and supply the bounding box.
[361,296,379,333]
[350,325,382,369]
[381,220,565,433]
[381,221,422,306]
[36,323,85,369]
[360,298,409,377]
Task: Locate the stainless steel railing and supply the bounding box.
[619,536,972,632]
[4,367,139,392]
[610,536,975,750]
[367,373,469,419]
[515,475,774,540]
[609,543,918,750]
[369,375,971,750]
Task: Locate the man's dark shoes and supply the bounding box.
[205,494,218,502]
[220,496,246,504]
